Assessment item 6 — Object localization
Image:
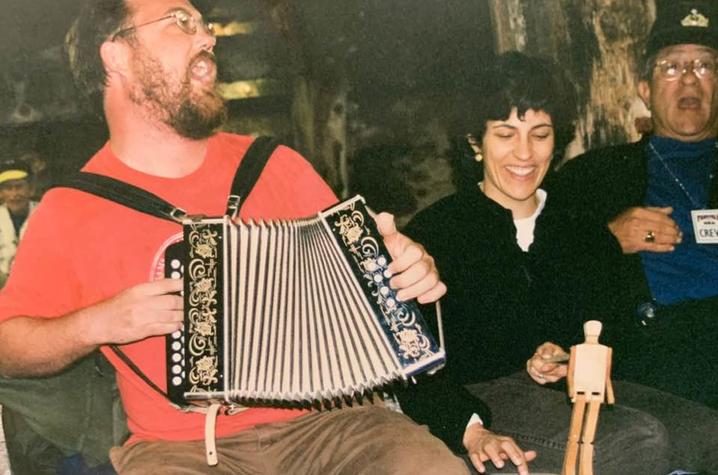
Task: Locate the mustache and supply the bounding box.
[192,50,216,66]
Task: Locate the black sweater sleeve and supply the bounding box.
[393,369,492,453]
[397,207,492,453]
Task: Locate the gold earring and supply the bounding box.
[474,152,483,163]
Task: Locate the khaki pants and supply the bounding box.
[110,404,469,475]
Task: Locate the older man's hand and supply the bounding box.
[608,206,682,254]
[374,212,447,304]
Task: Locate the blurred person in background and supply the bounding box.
[0,160,37,288]
[17,152,51,201]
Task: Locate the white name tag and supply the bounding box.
[691,209,718,244]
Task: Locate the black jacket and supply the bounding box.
[395,187,619,451]
[546,139,718,406]
[547,138,718,329]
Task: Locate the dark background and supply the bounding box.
[0,0,494,117]
[0,0,494,135]
[0,0,494,217]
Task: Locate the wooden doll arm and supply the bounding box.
[567,346,576,397]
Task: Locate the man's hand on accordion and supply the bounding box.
[374,212,447,304]
[0,279,184,378]
[85,278,184,345]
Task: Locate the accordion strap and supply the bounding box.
[54,136,280,223]
[226,136,279,217]
[53,135,280,404]
[58,171,187,223]
[108,344,172,400]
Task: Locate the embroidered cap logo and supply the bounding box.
[681,8,710,28]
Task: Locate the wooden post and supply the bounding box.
[487,0,528,52]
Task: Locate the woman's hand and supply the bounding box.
[463,424,536,475]
[527,341,569,384]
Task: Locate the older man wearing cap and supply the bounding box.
[528,0,718,471]
[0,161,37,288]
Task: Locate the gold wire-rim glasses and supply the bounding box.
[654,58,718,81]
[111,9,214,41]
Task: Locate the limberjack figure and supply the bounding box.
[562,320,615,475]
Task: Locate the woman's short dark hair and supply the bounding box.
[450,51,577,191]
[65,0,133,114]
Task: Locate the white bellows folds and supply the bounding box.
[166,196,445,407]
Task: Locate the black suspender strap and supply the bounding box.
[225,136,280,218]
[58,172,188,223]
[52,135,280,404]
[108,344,172,400]
[54,136,280,222]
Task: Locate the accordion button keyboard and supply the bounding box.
[164,243,187,397]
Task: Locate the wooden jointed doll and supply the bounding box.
[562,320,615,475]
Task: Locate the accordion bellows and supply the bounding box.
[165,195,445,405]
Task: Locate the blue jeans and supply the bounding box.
[614,380,718,474]
[465,373,672,475]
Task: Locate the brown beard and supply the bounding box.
[129,48,226,139]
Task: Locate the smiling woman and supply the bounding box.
[398,52,672,474]
[475,108,555,218]
[451,52,577,195]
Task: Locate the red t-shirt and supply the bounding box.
[0,133,338,443]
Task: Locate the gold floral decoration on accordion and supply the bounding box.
[186,224,220,393]
[333,203,435,364]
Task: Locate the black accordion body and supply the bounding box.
[165,195,445,406]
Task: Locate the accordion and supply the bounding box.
[164,195,445,406]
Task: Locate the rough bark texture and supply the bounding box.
[488,0,528,53]
[489,0,655,157]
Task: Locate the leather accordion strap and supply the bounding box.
[57,171,187,223]
[54,135,280,223]
[108,344,171,400]
[51,135,280,404]
[226,135,280,218]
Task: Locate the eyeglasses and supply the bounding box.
[111,9,214,41]
[654,58,718,81]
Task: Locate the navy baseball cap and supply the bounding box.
[646,1,718,57]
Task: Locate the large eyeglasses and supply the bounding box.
[654,58,718,81]
[111,9,214,41]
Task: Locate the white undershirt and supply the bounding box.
[513,188,547,252]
